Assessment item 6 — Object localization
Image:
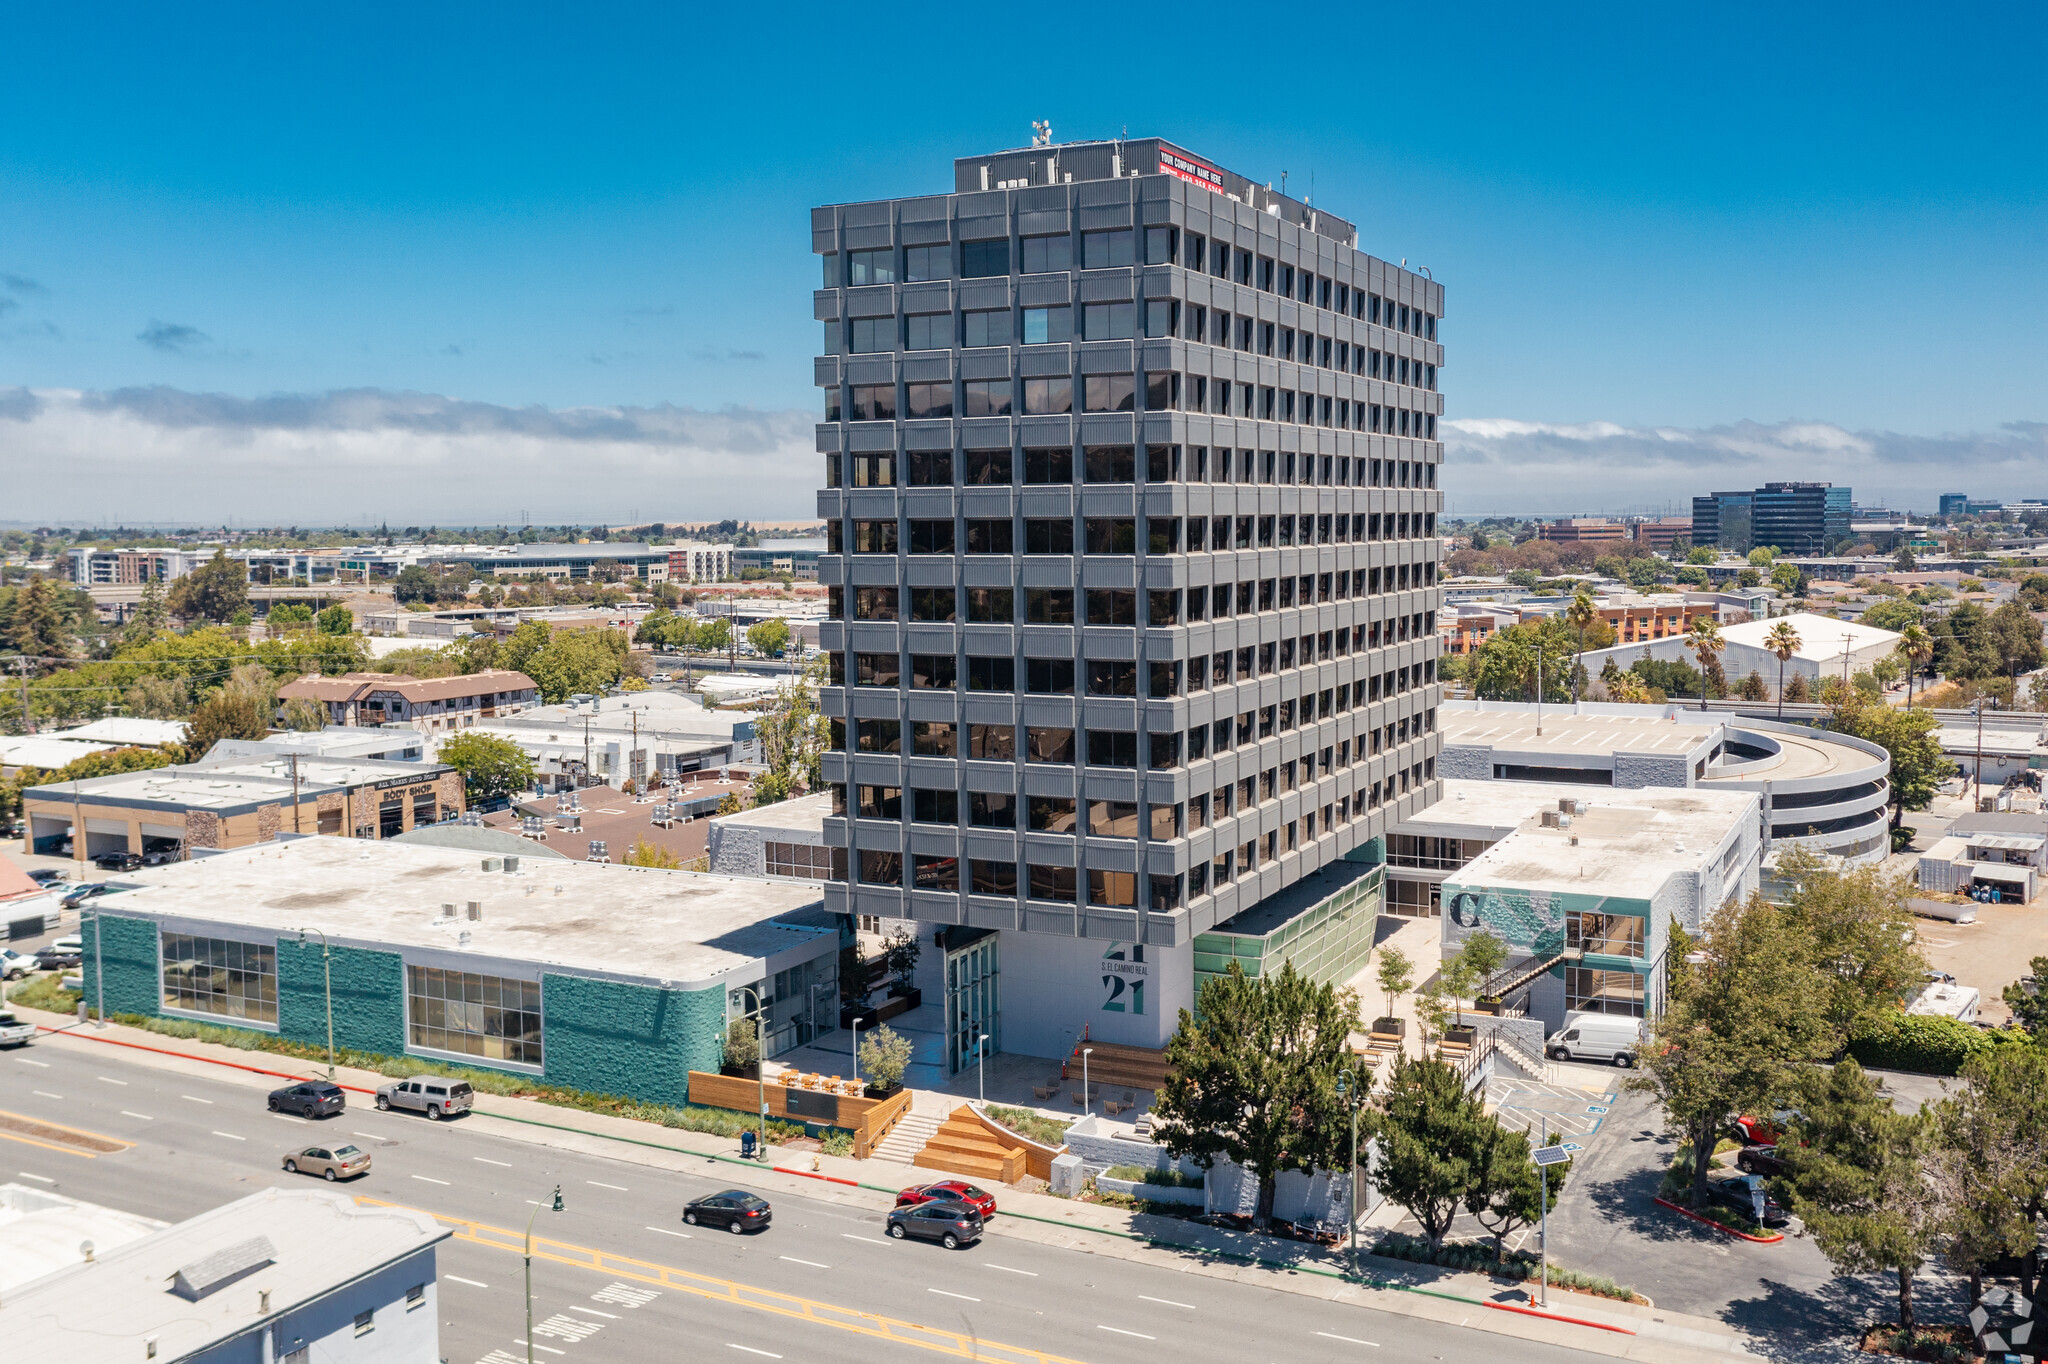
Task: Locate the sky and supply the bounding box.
[0,2,2042,524]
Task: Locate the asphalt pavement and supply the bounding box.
[4,1035,1600,1364]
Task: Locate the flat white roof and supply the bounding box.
[0,1184,167,1293]
[1440,784,1759,901]
[0,1186,445,1356]
[1442,705,1717,758]
[710,791,831,834]
[47,717,188,747]
[109,836,833,991]
[1716,611,1901,660]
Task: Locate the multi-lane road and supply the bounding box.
[3,1033,1594,1364]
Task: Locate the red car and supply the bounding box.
[896,1181,997,1218]
[1731,1108,1800,1146]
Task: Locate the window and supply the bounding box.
[1022,377,1073,414]
[1147,590,1180,626]
[859,850,903,885]
[1082,302,1136,342]
[908,653,955,687]
[912,721,957,757]
[1087,661,1138,697]
[913,854,959,891]
[964,518,1013,553]
[1085,589,1136,624]
[970,792,1016,827]
[962,309,1009,348]
[1025,520,1075,555]
[1089,800,1140,837]
[1083,446,1135,483]
[905,450,951,486]
[1088,870,1137,907]
[1565,967,1647,1018]
[849,317,892,353]
[1144,225,1177,265]
[854,652,899,687]
[1023,447,1072,483]
[1083,372,1135,412]
[963,380,1012,416]
[970,859,1018,895]
[857,785,902,819]
[1026,587,1074,622]
[857,719,901,753]
[1022,306,1073,345]
[905,381,952,418]
[764,841,834,879]
[847,249,894,285]
[406,1284,427,1312]
[961,238,1010,278]
[822,252,839,287]
[1565,912,1647,958]
[1087,730,1138,766]
[1025,726,1075,763]
[849,384,895,422]
[1082,229,1134,268]
[964,448,1012,484]
[1148,659,1180,696]
[966,656,1014,691]
[906,520,953,554]
[1029,863,1077,903]
[1083,518,1136,553]
[1029,796,1078,832]
[854,586,898,620]
[161,933,276,1024]
[406,965,541,1065]
[966,724,1015,760]
[824,389,842,423]
[913,789,959,824]
[966,587,1013,622]
[851,520,896,553]
[1026,657,1075,693]
[904,244,948,281]
[904,313,950,351]
[1021,234,1072,273]
[1144,371,1178,409]
[355,1310,376,1337]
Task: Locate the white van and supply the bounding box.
[1546,1013,1643,1067]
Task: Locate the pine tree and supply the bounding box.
[1466,1123,1567,1262]
[1373,1055,1493,1252]
[6,575,70,659]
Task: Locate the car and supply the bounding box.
[683,1190,772,1233]
[0,1009,36,1048]
[60,885,117,910]
[33,942,83,971]
[282,1142,371,1181]
[26,868,65,885]
[0,949,34,980]
[1735,1144,1785,1177]
[268,1081,346,1118]
[1731,1107,1800,1146]
[375,1076,474,1119]
[1705,1172,1790,1227]
[141,847,180,867]
[92,851,144,872]
[1544,1013,1641,1067]
[886,1199,983,1249]
[895,1180,997,1219]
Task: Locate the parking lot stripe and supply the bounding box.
[1314,1330,1381,1347]
[841,1233,889,1246]
[32,1091,62,1100]
[180,1095,212,1104]
[475,1156,512,1167]
[13,1058,49,1067]
[120,1111,153,1121]
[446,1275,490,1288]
[929,1289,979,1302]
[211,1131,246,1141]
[982,1263,1037,1276]
[17,1171,55,1183]
[645,1226,691,1239]
[411,1175,451,1185]
[1140,1295,1198,1309]
[780,1256,830,1269]
[728,1347,781,1359]
[1097,1325,1154,1340]
[96,1076,127,1086]
[586,1180,627,1191]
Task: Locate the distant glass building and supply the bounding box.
[1692,483,1848,555]
[1690,491,1753,553]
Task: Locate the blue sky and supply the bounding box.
[1,3,2042,521]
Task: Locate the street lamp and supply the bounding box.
[298,928,334,1080]
[850,1015,863,1094]
[974,1031,990,1106]
[89,904,105,1029]
[525,1185,563,1364]
[1336,1063,1366,1269]
[729,985,769,1158]
[1081,1047,1093,1112]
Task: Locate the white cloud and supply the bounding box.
[0,386,823,524]
[1441,416,2048,516]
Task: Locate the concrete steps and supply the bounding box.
[871,1109,941,1165]
[912,1106,1027,1184]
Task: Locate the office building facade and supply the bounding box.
[812,136,1444,1064]
[1692,482,1850,556]
[1691,490,1754,553]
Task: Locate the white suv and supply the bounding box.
[374,1077,475,1120]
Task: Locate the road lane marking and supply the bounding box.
[1314,1331,1382,1347]
[983,1263,1038,1276]
[586,1180,627,1191]
[269,1114,301,1123]
[645,1226,691,1238]
[513,1342,566,1356]
[474,1156,513,1167]
[14,1058,49,1067]
[121,1111,153,1121]
[180,1095,212,1104]
[780,1256,830,1269]
[17,1171,54,1183]
[841,1233,890,1245]
[95,1076,127,1086]
[32,1091,62,1100]
[728,1348,781,1360]
[411,1175,450,1185]
[929,1288,980,1302]
[211,1131,246,1141]
[352,1132,387,1142]
[569,1307,619,1319]
[1098,1325,1155,1340]
[446,1275,490,1288]
[1140,1295,1198,1310]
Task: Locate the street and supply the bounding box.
[3,1034,1594,1364]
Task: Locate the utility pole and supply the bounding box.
[16,656,32,735]
[288,753,302,834]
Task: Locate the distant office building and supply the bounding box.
[1535,518,1626,544]
[1693,482,1849,555]
[813,135,1443,1068]
[425,543,675,582]
[732,539,827,580]
[667,543,734,583]
[277,670,539,732]
[1631,516,1694,551]
[56,547,205,585]
[1938,494,2005,518]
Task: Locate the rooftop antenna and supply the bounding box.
[1030,120,1052,147]
[1281,170,1289,196]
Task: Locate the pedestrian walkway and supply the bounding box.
[1485,1074,1619,1154]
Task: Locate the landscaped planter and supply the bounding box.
[1473,998,1504,1016]
[874,990,922,1024]
[719,1064,761,1080]
[861,1079,903,1100]
[840,1005,881,1031]
[1443,1024,1478,1047]
[1370,1017,1407,1037]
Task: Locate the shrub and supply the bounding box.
[1369,1231,1641,1302]
[1847,1012,2028,1076]
[984,1104,1072,1148]
[7,974,81,1013]
[1100,1163,1203,1189]
[821,1130,854,1158]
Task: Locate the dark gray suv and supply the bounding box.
[886,1199,983,1249]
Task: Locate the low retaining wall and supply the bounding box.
[967,1103,1062,1182]
[1095,1175,1204,1206]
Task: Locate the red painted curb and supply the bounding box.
[772,1165,860,1187]
[1654,1195,1784,1243]
[35,1024,381,1095]
[1484,1300,1636,1335]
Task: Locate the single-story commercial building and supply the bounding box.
[81,838,845,1102]
[707,792,838,881]
[461,690,762,788]
[1578,610,1903,688]
[1918,811,2048,904]
[21,754,463,860]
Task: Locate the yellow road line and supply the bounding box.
[358,1197,1092,1364]
[0,1109,131,1158]
[0,1129,102,1158]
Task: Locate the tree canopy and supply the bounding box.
[436,731,536,805]
[166,550,250,623]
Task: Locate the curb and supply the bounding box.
[1654,1195,1785,1243]
[33,1022,382,1094]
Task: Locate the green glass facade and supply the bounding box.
[1193,864,1384,995]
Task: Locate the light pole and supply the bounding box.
[90,904,104,1029]
[974,1031,990,1106]
[730,985,769,1157]
[1081,1047,1093,1112]
[525,1185,563,1364]
[850,1015,863,1093]
[1336,1064,1365,1269]
[298,929,335,1080]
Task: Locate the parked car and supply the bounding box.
[268,1081,346,1118]
[0,949,34,980]
[0,1009,36,1048]
[92,851,143,872]
[1544,1014,1641,1067]
[1731,1108,1800,1146]
[60,884,117,910]
[1735,1144,1785,1177]
[141,847,180,867]
[26,868,65,885]
[33,940,83,971]
[886,1199,983,1249]
[683,1190,772,1234]
[1705,1172,1790,1227]
[895,1180,997,1219]
[282,1142,371,1181]
[374,1076,474,1119]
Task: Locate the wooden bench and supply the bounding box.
[1032,1083,1059,1101]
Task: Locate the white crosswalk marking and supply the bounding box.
[592,1281,660,1309]
[532,1314,603,1342]
[476,1352,525,1364]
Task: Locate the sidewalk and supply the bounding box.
[7,1000,1756,1360]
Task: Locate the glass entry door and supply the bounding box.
[944,931,999,1076]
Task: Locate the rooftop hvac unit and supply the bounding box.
[481,857,503,872]
[440,902,457,919]
[503,855,520,873]
[457,930,472,949]
[1540,810,1560,828]
[1558,798,1588,816]
[465,900,482,921]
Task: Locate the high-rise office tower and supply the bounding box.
[812,136,1444,1067]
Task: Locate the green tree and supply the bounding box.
[1827,697,1945,835]
[1685,615,1725,709]
[1777,1060,1940,1333]
[1450,928,1509,1019]
[723,1015,761,1068]
[747,618,792,657]
[1739,670,1768,701]
[1372,1055,1493,1252]
[315,603,355,635]
[166,550,249,623]
[1928,1046,2048,1305]
[1564,590,1598,704]
[2002,955,2048,1037]
[1748,546,1777,567]
[1624,557,1664,589]
[693,617,732,652]
[1155,960,1364,1227]
[858,1025,914,1091]
[129,577,170,639]
[392,565,438,605]
[1468,618,1574,704]
[279,697,328,731]
[1737,566,1763,588]
[753,663,826,799]
[1375,946,1414,1024]
[1772,847,1926,1040]
[123,673,190,719]
[1631,902,1834,1208]
[436,731,537,805]
[1771,561,1802,594]
[182,690,269,757]
[1466,1123,1568,1262]
[6,575,70,659]
[525,628,631,702]
[266,602,314,630]
[623,838,682,868]
[1989,598,2045,684]
[1861,598,1922,633]
[1894,546,1917,571]
[1685,545,1716,566]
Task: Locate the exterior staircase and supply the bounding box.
[911,1106,1028,1184]
[872,1109,942,1165]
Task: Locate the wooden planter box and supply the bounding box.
[1371,1017,1407,1037]
[720,1063,761,1080]
[841,1005,881,1031]
[1443,1024,1478,1047]
[1473,998,1504,1016]
[873,989,923,1024]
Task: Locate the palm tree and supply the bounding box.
[1566,590,1598,706]
[1895,623,1933,708]
[1685,615,1725,710]
[1765,619,1802,718]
